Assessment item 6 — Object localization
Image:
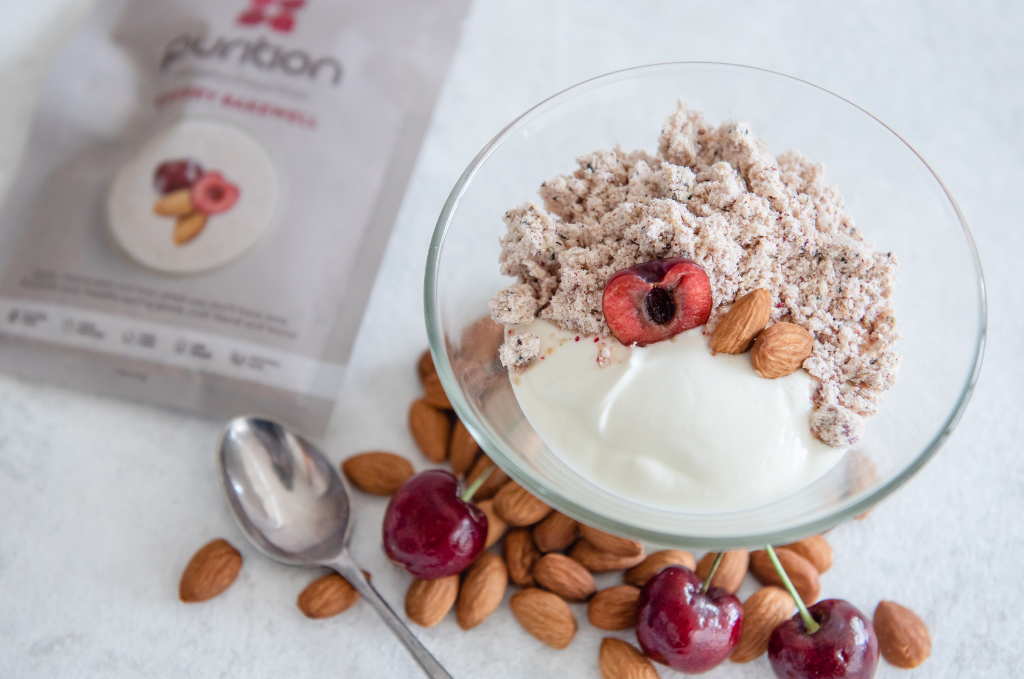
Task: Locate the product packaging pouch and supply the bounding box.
[0,0,468,434]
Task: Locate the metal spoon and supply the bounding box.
[217,415,453,679]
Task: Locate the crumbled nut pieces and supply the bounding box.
[491,103,901,447]
[499,331,541,369]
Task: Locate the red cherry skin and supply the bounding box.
[602,258,712,346]
[768,598,879,679]
[635,565,743,673]
[382,470,487,579]
[153,158,204,194]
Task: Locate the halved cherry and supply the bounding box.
[602,258,712,346]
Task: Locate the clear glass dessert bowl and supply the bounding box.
[424,62,985,549]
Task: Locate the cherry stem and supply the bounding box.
[766,545,820,634]
[460,464,495,502]
[699,551,724,595]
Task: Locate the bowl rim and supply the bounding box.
[424,61,987,548]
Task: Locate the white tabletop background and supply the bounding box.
[0,1,1021,677]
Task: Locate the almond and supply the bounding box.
[509,588,577,649]
[418,349,436,383]
[599,638,659,679]
[448,420,481,477]
[297,571,368,619]
[751,322,814,379]
[408,399,451,463]
[748,548,820,604]
[456,552,508,630]
[477,499,506,548]
[154,188,194,216]
[493,481,552,527]
[179,539,242,603]
[874,600,931,668]
[533,511,579,553]
[578,524,644,557]
[570,539,646,573]
[624,550,697,587]
[710,289,773,354]
[405,574,459,628]
[695,550,749,594]
[466,454,509,500]
[504,527,540,587]
[731,586,795,662]
[588,585,641,631]
[533,553,597,602]
[422,371,452,410]
[780,535,833,573]
[173,212,207,245]
[341,451,414,495]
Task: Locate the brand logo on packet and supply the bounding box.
[236,0,306,33]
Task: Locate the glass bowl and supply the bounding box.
[424,62,985,549]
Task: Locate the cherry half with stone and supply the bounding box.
[602,257,712,346]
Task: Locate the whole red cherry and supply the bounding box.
[602,258,712,346]
[768,598,879,679]
[382,470,487,579]
[635,565,743,673]
[153,158,204,194]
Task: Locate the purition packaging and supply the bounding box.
[0,0,468,434]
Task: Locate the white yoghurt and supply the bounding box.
[509,319,844,512]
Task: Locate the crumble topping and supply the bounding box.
[491,103,900,447]
[499,331,541,368]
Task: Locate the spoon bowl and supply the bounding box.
[219,417,350,564]
[217,415,452,679]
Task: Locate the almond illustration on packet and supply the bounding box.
[152,158,240,245]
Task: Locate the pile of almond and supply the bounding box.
[335,349,932,675]
[176,345,932,676]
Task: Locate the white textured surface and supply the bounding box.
[1,1,1022,677]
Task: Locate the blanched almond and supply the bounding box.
[405,575,459,628]
[510,588,577,649]
[624,550,697,587]
[578,524,644,557]
[533,553,596,602]
[599,638,658,679]
[493,481,552,527]
[179,539,242,603]
[504,527,540,587]
[341,451,414,495]
[569,539,645,573]
[533,511,579,553]
[408,399,451,463]
[748,548,820,604]
[588,585,641,631]
[695,550,749,594]
[731,586,795,662]
[710,289,772,354]
[456,552,507,630]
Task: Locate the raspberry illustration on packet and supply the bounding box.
[152,158,240,245]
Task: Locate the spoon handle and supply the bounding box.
[328,554,454,679]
